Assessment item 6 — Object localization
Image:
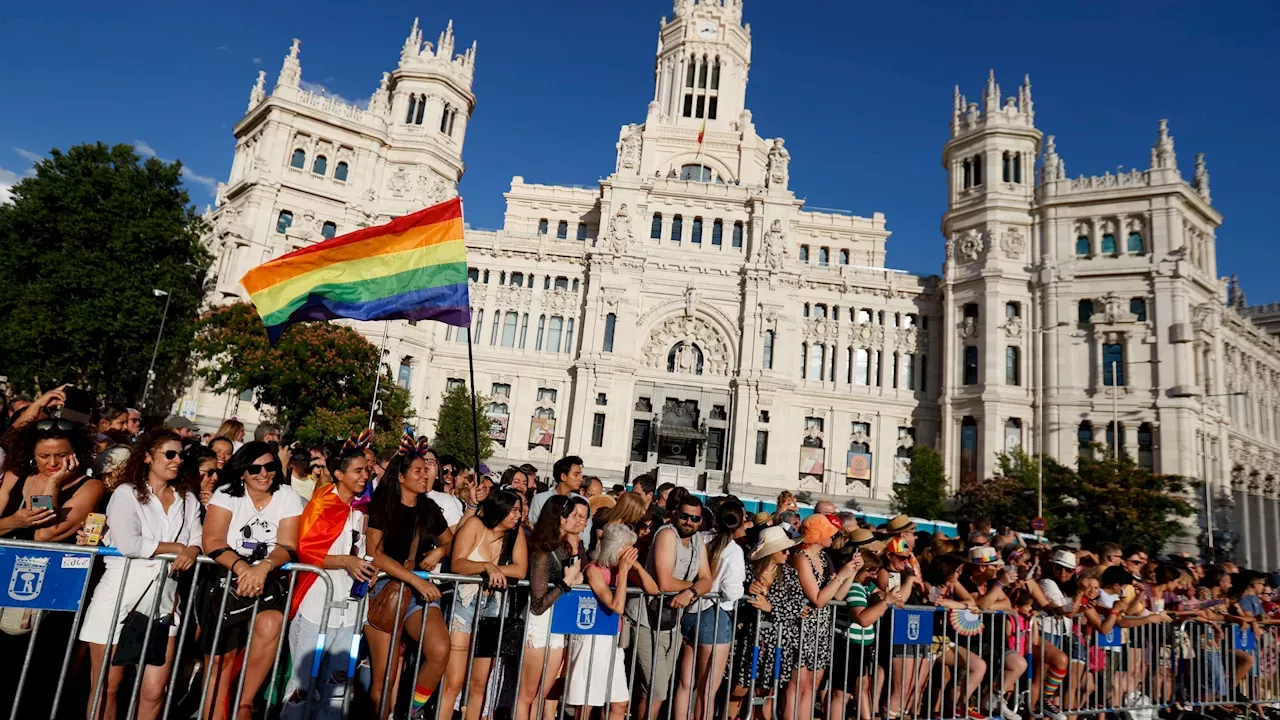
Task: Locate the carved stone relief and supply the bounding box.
[640,315,731,376]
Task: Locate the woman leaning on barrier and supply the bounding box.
[79,430,203,720]
[518,493,590,720]
[441,488,529,720]
[200,440,303,720]
[673,499,747,720]
[364,448,454,720]
[728,524,801,720]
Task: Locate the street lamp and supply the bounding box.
[1034,321,1072,525]
[140,289,172,410]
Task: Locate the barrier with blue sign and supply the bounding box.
[550,588,620,636]
[0,546,95,611]
[1095,626,1124,648]
[1232,626,1256,652]
[890,607,936,645]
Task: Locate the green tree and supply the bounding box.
[1066,454,1197,553]
[191,302,412,447]
[891,444,948,519]
[0,143,212,407]
[431,383,493,469]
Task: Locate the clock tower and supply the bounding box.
[651,0,751,135]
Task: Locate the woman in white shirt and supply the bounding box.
[80,431,203,720]
[201,441,303,720]
[672,500,747,720]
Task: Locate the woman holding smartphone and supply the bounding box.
[201,441,303,720]
[80,430,203,720]
[518,494,590,720]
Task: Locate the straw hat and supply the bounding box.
[753,511,773,527]
[884,514,917,534]
[847,528,886,553]
[750,525,801,561]
[968,546,1005,567]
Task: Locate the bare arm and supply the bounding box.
[35,478,104,543]
[449,517,489,575]
[792,552,851,608]
[628,563,661,595]
[651,529,693,593]
[587,564,626,615]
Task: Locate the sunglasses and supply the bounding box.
[155,449,181,460]
[678,511,702,523]
[35,419,76,432]
[245,461,281,476]
[202,468,219,478]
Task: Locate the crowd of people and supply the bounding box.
[0,385,1278,720]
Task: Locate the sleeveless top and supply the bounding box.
[626,524,701,627]
[3,473,92,542]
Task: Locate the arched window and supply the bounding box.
[798,245,809,262]
[321,221,337,240]
[1102,343,1125,386]
[602,313,616,353]
[1137,422,1154,470]
[962,159,972,189]
[711,58,721,90]
[650,213,662,240]
[440,103,452,133]
[667,342,704,375]
[903,352,917,391]
[312,155,327,176]
[671,215,683,242]
[519,313,529,348]
[1006,301,1021,318]
[501,311,518,347]
[1006,346,1020,385]
[854,348,870,386]
[1127,232,1143,253]
[1013,152,1022,183]
[571,279,580,292]
[971,154,983,185]
[1078,299,1094,324]
[510,272,524,287]
[565,318,575,355]
[290,149,306,169]
[275,210,293,234]
[731,221,743,248]
[818,247,830,267]
[1002,151,1012,183]
[763,330,774,369]
[711,219,723,246]
[471,310,483,344]
[535,315,546,351]
[839,249,850,265]
[963,346,978,385]
[679,164,716,183]
[814,304,827,319]
[554,276,568,291]
[547,316,564,353]
[556,220,568,239]
[691,217,703,244]
[1076,236,1090,257]
[537,219,549,235]
[1101,233,1117,255]
[405,94,418,124]
[1130,298,1147,322]
[576,223,587,241]
[1078,421,1094,460]
[807,343,826,381]
[960,416,978,484]
[334,161,349,182]
[415,95,426,125]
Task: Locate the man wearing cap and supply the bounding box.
[164,415,198,440]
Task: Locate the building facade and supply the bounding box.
[193,0,1279,567]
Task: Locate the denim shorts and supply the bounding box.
[680,606,733,645]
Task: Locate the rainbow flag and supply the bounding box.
[241,198,470,341]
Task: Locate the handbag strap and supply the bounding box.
[123,494,188,618]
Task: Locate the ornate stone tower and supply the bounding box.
[940,71,1041,486]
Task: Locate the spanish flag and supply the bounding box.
[241,198,470,342]
[696,119,706,156]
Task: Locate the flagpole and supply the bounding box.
[464,326,482,475]
[367,320,390,429]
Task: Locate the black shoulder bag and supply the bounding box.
[114,497,186,667]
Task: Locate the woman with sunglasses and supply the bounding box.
[201,440,303,720]
[0,414,102,542]
[179,445,219,511]
[79,430,203,720]
[281,449,376,719]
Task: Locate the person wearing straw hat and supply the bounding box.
[728,525,800,719]
[776,515,860,720]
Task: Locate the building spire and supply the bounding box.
[1040,134,1064,182]
[1194,152,1211,203]
[1150,118,1177,170]
[1019,74,1033,118]
[276,38,301,89]
[402,17,422,60]
[437,19,455,59]
[983,69,999,113]
[247,70,266,112]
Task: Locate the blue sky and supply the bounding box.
[2,1,1277,300]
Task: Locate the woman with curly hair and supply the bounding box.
[80,430,203,720]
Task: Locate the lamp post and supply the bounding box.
[140,289,172,410]
[1034,321,1071,525]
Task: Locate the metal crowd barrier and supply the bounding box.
[4,535,1280,720]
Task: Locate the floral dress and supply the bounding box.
[775,551,833,678]
[731,565,789,690]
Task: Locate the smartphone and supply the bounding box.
[57,386,93,425]
[31,495,54,511]
[83,512,106,545]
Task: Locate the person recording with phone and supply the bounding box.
[200,441,302,720]
[79,430,203,720]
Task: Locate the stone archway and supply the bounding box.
[641,314,731,377]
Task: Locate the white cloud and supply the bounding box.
[299,80,369,110]
[181,166,219,192]
[252,57,261,64]
[0,167,19,204]
[14,148,43,164]
[134,140,157,158]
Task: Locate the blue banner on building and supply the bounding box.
[550,589,620,636]
[0,546,93,612]
[890,607,935,645]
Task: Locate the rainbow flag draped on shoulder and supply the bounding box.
[240,198,471,342]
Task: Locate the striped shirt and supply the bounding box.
[837,582,876,644]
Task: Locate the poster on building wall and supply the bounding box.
[529,417,556,447]
[488,414,509,443]
[847,451,872,483]
[799,446,825,477]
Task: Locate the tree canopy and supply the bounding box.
[891,444,948,519]
[431,383,492,469]
[0,142,211,406]
[191,302,412,448]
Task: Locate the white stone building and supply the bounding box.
[193,0,1279,568]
